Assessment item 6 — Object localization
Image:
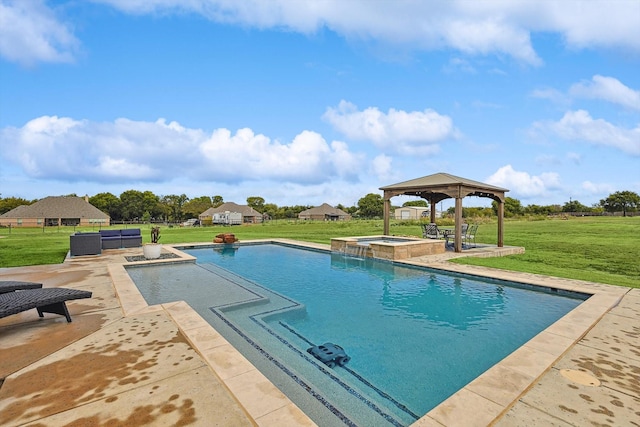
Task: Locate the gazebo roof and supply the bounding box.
[380,172,508,203]
[381,172,507,192]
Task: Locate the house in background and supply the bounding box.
[199,202,263,224]
[0,196,110,227]
[393,206,429,220]
[298,203,351,221]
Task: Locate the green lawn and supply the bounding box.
[1,216,638,288]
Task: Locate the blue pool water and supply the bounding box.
[126,243,587,426]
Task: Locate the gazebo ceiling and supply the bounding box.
[379,172,508,203]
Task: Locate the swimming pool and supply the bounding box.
[126,243,587,426]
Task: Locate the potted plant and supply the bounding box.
[143,226,162,259]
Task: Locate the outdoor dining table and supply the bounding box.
[440,227,456,247]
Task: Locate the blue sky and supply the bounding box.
[1,0,639,209]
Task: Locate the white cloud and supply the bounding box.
[323,100,456,154]
[443,57,477,74]
[0,115,363,185]
[581,180,615,195]
[0,0,79,66]
[200,128,362,183]
[532,110,640,156]
[444,17,541,65]
[534,1,640,52]
[530,88,570,106]
[370,154,393,181]
[98,0,545,64]
[5,1,639,66]
[95,0,640,65]
[569,75,640,111]
[486,165,561,198]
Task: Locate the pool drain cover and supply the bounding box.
[560,369,601,387]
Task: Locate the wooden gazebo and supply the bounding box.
[380,173,508,252]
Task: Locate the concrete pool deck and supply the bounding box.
[0,240,638,426]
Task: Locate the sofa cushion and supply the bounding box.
[121,228,141,236]
[100,230,121,238]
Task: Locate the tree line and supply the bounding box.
[0,190,638,222]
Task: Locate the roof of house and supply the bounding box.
[0,196,109,219]
[200,202,262,217]
[299,203,350,216]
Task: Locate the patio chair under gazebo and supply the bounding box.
[380,172,508,252]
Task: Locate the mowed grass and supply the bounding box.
[457,217,639,288]
[0,216,638,288]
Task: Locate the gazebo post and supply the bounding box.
[497,201,504,247]
[454,196,463,253]
[383,194,391,235]
[429,199,437,224]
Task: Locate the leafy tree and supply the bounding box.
[89,192,122,220]
[119,190,161,221]
[212,195,224,208]
[0,196,34,215]
[447,206,496,218]
[357,193,384,218]
[183,196,213,219]
[142,191,163,220]
[402,200,428,207]
[336,203,358,215]
[161,194,189,222]
[120,190,146,221]
[523,204,552,215]
[278,205,311,219]
[562,199,590,213]
[464,207,493,217]
[600,191,640,216]
[492,197,523,217]
[247,196,265,212]
[262,203,279,220]
[548,204,563,214]
[344,205,359,215]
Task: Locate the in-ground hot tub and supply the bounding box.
[331,235,445,260]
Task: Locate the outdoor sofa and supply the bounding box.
[70,232,102,256]
[99,228,142,249]
[0,287,92,322]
